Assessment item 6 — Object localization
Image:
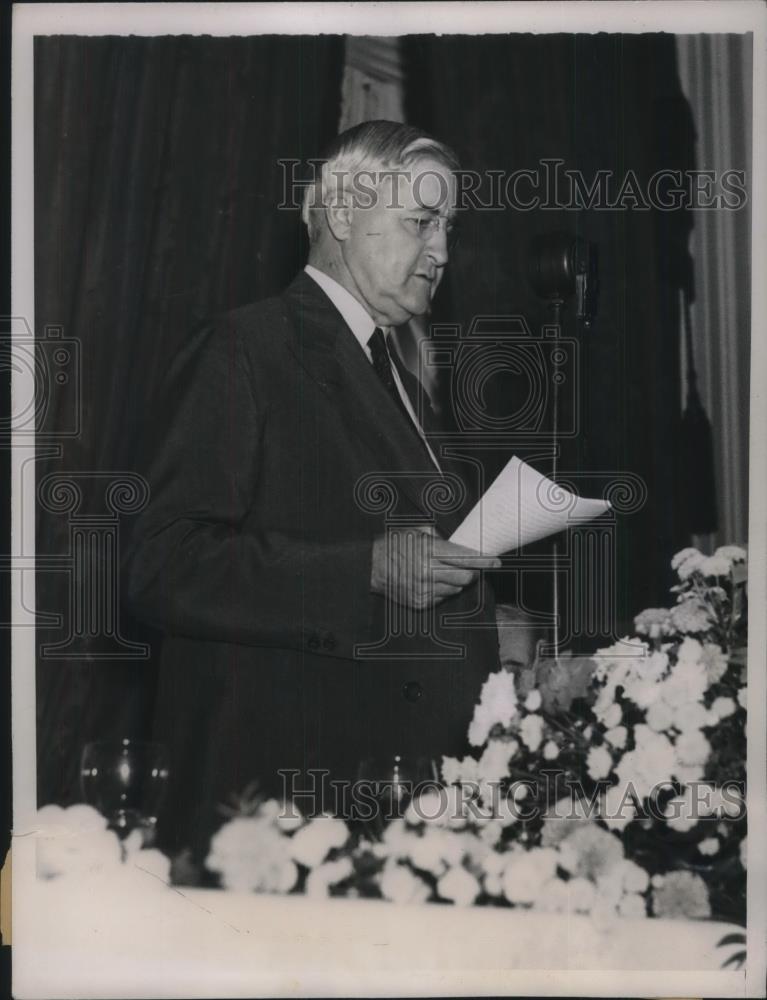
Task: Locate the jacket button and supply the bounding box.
[403,681,423,703]
[307,635,320,651]
[322,634,337,651]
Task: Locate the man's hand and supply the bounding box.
[370,526,501,610]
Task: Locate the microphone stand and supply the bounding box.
[549,295,564,656]
[528,232,598,660]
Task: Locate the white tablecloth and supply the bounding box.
[12,858,748,998]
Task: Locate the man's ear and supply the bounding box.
[325,197,354,241]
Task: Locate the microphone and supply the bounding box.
[528,232,599,327]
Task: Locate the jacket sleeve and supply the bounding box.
[124,315,375,659]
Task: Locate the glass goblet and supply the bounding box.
[80,738,169,847]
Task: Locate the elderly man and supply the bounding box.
[127,120,502,865]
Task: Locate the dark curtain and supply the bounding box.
[405,33,697,642]
[34,35,344,806]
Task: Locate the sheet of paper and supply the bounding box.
[450,456,611,556]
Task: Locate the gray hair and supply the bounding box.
[301,120,460,245]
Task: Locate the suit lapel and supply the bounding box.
[281,272,449,523]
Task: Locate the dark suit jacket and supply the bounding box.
[126,271,500,856]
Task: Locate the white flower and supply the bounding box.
[543,740,560,761]
[257,800,281,822]
[558,823,624,881]
[534,877,570,913]
[599,785,638,833]
[404,789,446,827]
[593,688,616,721]
[617,859,650,893]
[591,864,638,926]
[700,554,732,577]
[634,608,673,638]
[129,848,171,884]
[616,728,676,799]
[441,754,480,789]
[675,764,705,785]
[305,857,353,898]
[410,828,466,873]
[405,787,472,829]
[618,893,647,919]
[437,865,480,906]
[493,791,521,827]
[701,643,729,685]
[37,803,154,881]
[468,670,518,746]
[672,701,711,732]
[483,873,503,897]
[556,839,579,875]
[587,746,613,780]
[379,861,430,905]
[715,544,747,563]
[652,870,711,918]
[603,703,622,729]
[371,818,413,861]
[605,726,627,749]
[288,816,348,868]
[737,686,748,709]
[502,848,559,904]
[674,730,711,767]
[698,837,720,856]
[604,649,668,710]
[481,846,507,880]
[443,785,470,829]
[626,679,662,709]
[670,600,713,635]
[206,817,298,893]
[664,790,699,833]
[524,690,542,712]
[646,700,674,732]
[672,547,704,576]
[659,659,709,710]
[40,803,108,831]
[478,818,504,848]
[275,803,304,833]
[673,549,706,580]
[710,696,736,720]
[36,815,123,880]
[594,866,624,904]
[540,795,593,847]
[519,713,544,752]
[478,739,517,784]
[677,636,704,664]
[407,834,446,875]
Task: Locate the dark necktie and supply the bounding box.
[368,327,440,469]
[368,328,417,426]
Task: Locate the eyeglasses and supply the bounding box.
[402,214,460,251]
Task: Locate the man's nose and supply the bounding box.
[425,222,450,266]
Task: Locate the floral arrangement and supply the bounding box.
[203,545,748,928]
[35,803,171,883]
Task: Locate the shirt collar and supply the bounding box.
[304,265,379,354]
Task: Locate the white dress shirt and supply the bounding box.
[304,265,441,470]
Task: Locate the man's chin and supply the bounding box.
[377,291,432,326]
[399,294,433,322]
